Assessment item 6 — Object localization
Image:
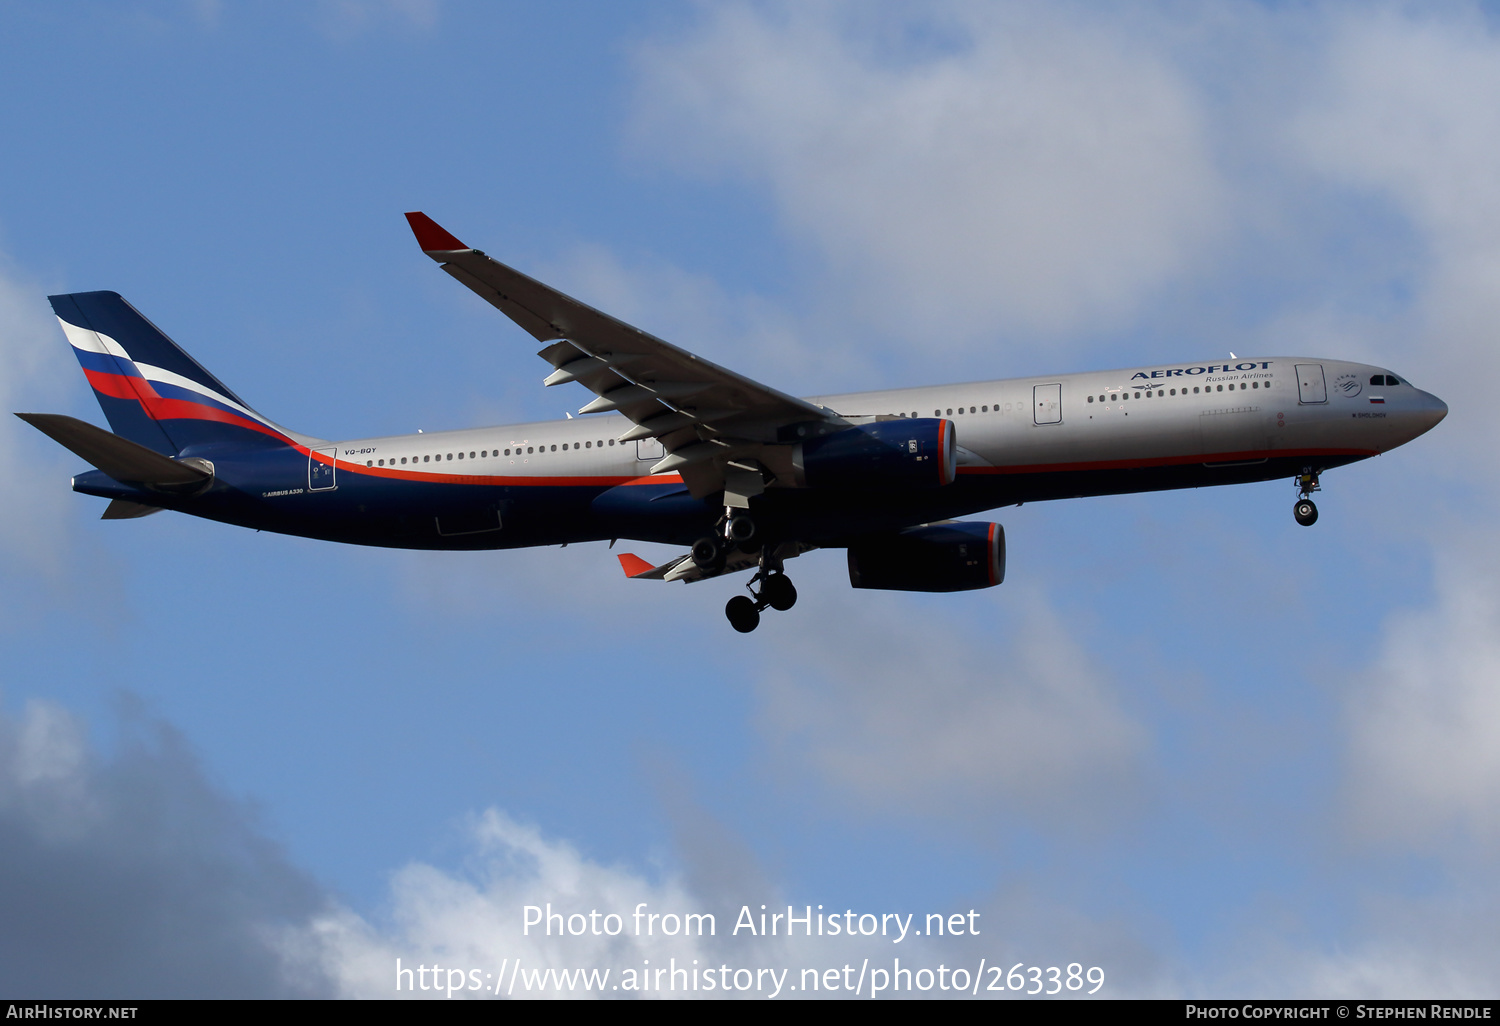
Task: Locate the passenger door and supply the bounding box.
[308,447,337,491]
[1295,364,1327,405]
[1033,383,1062,425]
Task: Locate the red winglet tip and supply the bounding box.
[617,553,655,578]
[404,211,468,252]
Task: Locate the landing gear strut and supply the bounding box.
[1293,467,1321,527]
[724,545,797,633]
[695,511,761,572]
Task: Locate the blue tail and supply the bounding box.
[50,292,292,455]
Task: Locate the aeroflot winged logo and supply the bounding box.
[1130,362,1274,380]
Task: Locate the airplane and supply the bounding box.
[17,213,1448,632]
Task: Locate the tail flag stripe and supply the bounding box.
[51,291,310,454]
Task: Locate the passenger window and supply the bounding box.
[470,451,476,458]
[366,460,372,467]
[934,410,940,416]
[1088,395,1094,403]
[1134,392,1141,399]
[970,406,975,414]
[550,445,557,452]
[981,406,988,412]
[585,441,592,448]
[609,439,615,445]
[458,452,464,459]
[527,447,533,454]
[946,408,952,415]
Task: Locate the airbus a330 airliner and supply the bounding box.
[18,213,1448,631]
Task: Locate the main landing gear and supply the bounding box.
[1293,467,1321,527]
[695,509,799,632]
[725,568,798,633]
[696,510,797,633]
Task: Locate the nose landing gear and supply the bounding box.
[1293,467,1321,527]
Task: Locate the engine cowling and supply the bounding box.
[847,521,1005,592]
[796,419,955,490]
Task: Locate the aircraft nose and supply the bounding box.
[1413,389,1448,433]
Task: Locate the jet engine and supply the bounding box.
[796,419,955,490]
[847,521,1005,592]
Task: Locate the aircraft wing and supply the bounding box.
[406,212,848,499]
[617,542,812,584]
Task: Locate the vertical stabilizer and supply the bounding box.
[50,292,293,454]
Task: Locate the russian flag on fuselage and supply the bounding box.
[50,291,293,455]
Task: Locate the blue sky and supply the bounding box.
[1,0,1497,999]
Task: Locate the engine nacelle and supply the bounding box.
[847,521,1005,593]
[796,419,955,490]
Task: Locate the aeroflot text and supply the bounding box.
[522,903,978,943]
[1131,362,1273,380]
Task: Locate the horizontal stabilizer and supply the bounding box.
[15,413,211,487]
[101,499,164,520]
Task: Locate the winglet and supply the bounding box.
[617,553,656,578]
[404,211,468,253]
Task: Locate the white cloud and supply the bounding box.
[755,587,1148,825]
[631,3,1226,346]
[1292,8,1500,469]
[0,256,88,588]
[1344,546,1500,847]
[293,808,733,999]
[0,698,332,997]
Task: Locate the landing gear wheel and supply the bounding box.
[692,536,725,570]
[727,514,757,548]
[726,595,760,633]
[1294,499,1318,527]
[761,573,797,612]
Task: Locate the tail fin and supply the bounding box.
[50,291,293,454]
